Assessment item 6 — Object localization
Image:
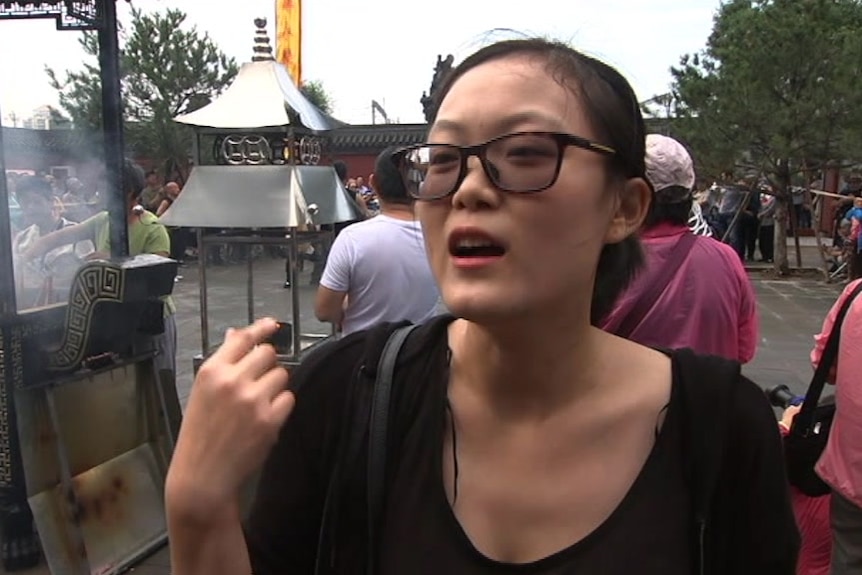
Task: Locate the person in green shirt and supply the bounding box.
[23,160,178,378]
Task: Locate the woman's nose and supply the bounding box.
[451,156,502,210]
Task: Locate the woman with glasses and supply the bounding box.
[165,38,798,575]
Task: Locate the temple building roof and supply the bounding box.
[174,18,333,131]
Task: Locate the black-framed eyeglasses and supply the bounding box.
[392,131,616,201]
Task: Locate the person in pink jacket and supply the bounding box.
[811,279,862,574]
[780,404,833,575]
[601,135,759,362]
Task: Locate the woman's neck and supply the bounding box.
[380,201,414,221]
[449,310,607,419]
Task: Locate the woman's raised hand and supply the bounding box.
[166,318,294,522]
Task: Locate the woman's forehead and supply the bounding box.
[431,110,569,138]
[433,56,588,139]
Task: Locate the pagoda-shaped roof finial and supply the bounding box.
[252,18,274,62]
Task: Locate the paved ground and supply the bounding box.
[5,243,848,574]
[744,270,844,395]
[739,236,848,395]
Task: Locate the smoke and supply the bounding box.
[2,123,113,311]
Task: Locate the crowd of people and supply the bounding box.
[8,161,180,381]
[692,170,862,281]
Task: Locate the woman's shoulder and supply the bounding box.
[289,314,454,403]
[139,210,165,227]
[669,349,775,434]
[837,277,862,304]
[670,350,800,570]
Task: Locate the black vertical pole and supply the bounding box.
[0,110,35,570]
[0,113,17,317]
[97,0,128,257]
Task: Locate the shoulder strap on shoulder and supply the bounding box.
[795,279,862,434]
[368,324,421,496]
[314,316,451,575]
[366,323,420,575]
[673,348,738,575]
[313,321,410,575]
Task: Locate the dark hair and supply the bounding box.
[431,38,646,325]
[15,176,54,202]
[644,194,693,228]
[333,160,348,182]
[374,147,412,206]
[124,159,146,199]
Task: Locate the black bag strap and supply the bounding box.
[794,280,862,435]
[615,232,697,338]
[674,348,738,575]
[312,322,414,575]
[366,323,420,575]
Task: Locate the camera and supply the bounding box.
[764,384,804,408]
[262,321,292,355]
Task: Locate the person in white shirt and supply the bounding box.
[315,147,440,335]
[12,175,94,308]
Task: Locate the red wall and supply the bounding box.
[337,153,377,181]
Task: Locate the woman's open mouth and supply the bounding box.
[448,229,507,268]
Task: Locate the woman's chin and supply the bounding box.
[442,289,526,324]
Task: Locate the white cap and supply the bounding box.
[645,134,695,201]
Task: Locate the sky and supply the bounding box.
[0,0,722,126]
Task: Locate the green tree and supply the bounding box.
[671,0,862,274]
[47,8,238,182]
[46,32,103,130]
[300,80,333,114]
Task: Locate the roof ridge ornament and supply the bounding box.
[252,17,275,62]
[420,54,455,123]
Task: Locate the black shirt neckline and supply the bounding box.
[430,351,682,572]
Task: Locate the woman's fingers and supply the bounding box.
[211,318,279,365]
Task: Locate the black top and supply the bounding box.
[245,316,799,575]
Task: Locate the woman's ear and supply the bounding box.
[604,177,652,244]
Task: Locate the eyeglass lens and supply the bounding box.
[402,133,563,199]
